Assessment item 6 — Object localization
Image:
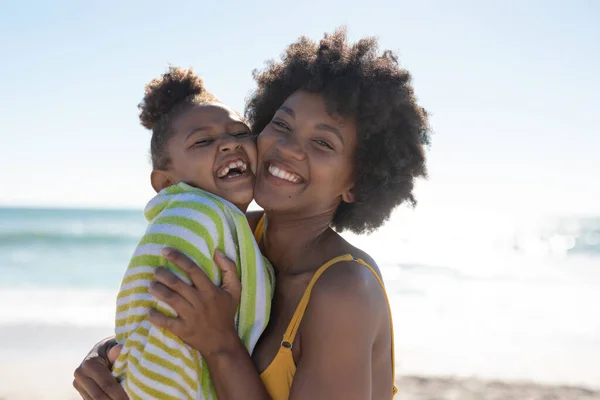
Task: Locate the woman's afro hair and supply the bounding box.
[246,27,431,234]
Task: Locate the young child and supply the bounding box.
[112,66,273,400]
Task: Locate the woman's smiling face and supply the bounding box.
[253,90,357,218]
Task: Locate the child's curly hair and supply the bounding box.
[246,28,431,234]
[139,66,218,169]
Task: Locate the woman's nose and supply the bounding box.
[277,134,305,161]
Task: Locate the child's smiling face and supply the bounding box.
[151,102,257,211]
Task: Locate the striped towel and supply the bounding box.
[112,182,274,400]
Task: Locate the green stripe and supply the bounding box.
[139,233,214,281]
[153,215,215,251]
[169,200,225,257]
[116,299,155,315]
[126,363,191,400]
[201,357,214,399]
[235,210,258,346]
[117,286,151,302]
[141,351,198,391]
[127,254,163,269]
[120,272,154,287]
[146,334,198,372]
[116,313,146,327]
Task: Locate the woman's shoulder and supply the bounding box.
[298,250,388,357]
[316,250,383,300]
[306,246,388,328]
[325,239,384,285]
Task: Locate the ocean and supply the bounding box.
[0,206,599,389]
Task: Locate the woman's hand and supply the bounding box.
[148,248,243,357]
[73,341,126,400]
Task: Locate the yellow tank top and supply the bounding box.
[252,215,397,399]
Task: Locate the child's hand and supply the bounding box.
[148,248,242,357]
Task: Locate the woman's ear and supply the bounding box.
[151,170,174,193]
[341,187,355,204]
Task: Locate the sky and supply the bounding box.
[0,0,598,216]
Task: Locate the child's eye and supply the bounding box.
[233,131,250,138]
[194,139,213,147]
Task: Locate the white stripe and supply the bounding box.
[115,318,153,337]
[130,243,165,259]
[122,264,156,275]
[247,260,268,353]
[128,360,191,398]
[157,207,220,240]
[221,208,239,266]
[116,289,154,307]
[138,334,200,381]
[145,223,211,261]
[165,192,229,220]
[125,333,197,396]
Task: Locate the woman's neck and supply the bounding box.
[261,211,336,275]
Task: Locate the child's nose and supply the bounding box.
[218,137,242,152]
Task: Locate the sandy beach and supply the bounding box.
[2,364,599,399]
[0,324,598,400]
[395,376,600,400]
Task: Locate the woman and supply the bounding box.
[73,28,430,400]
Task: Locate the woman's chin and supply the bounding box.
[253,189,298,213]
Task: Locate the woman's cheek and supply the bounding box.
[256,129,276,153]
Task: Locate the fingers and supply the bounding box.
[72,377,92,400]
[80,358,128,399]
[73,364,110,400]
[214,250,242,306]
[81,379,110,399]
[101,378,129,400]
[151,270,195,310]
[148,308,186,333]
[162,247,214,291]
[107,344,123,365]
[214,250,238,276]
[148,280,194,315]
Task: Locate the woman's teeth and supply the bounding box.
[267,164,302,183]
[217,160,247,178]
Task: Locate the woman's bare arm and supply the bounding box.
[289,261,388,400]
[202,334,271,399]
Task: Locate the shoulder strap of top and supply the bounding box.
[253,213,265,242]
[282,254,354,344]
[281,254,397,392]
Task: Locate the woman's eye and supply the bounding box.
[314,140,333,150]
[271,120,290,130]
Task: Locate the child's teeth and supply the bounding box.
[217,159,249,178]
[218,166,230,177]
